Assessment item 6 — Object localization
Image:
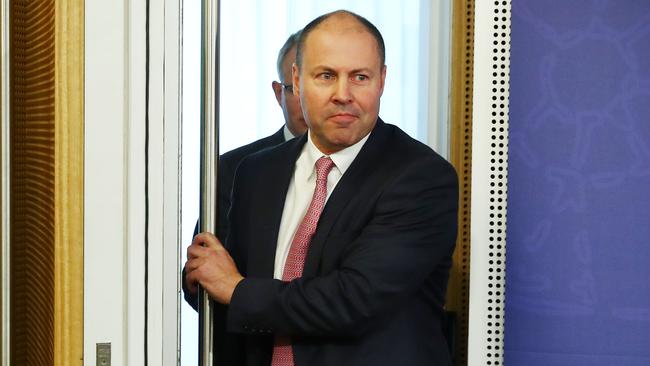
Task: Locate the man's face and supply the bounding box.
[272,47,307,137]
[293,18,386,154]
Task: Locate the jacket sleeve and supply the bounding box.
[226,156,458,337]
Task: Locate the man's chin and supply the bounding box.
[328,134,365,150]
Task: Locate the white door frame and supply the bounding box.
[84,0,181,364]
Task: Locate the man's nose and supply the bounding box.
[332,78,353,104]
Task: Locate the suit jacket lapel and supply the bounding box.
[270,126,286,145]
[303,119,390,276]
[247,134,307,278]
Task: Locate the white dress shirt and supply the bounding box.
[283,125,295,141]
[274,132,370,279]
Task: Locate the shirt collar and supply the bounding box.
[304,130,371,178]
[283,125,295,141]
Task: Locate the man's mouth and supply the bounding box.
[329,113,357,124]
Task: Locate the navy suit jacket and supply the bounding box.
[184,127,288,311]
[219,119,458,366]
[218,127,287,241]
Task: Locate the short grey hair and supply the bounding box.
[276,30,302,81]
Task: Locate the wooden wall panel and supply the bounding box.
[0,0,3,358]
[446,0,475,365]
[10,1,56,365]
[8,0,83,365]
[53,0,84,364]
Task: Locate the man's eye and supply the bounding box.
[319,73,334,80]
[354,74,368,81]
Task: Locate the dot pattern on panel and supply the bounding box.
[486,1,510,365]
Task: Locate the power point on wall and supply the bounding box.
[96,343,111,366]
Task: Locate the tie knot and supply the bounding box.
[315,156,335,182]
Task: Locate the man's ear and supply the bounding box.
[379,65,387,96]
[271,81,283,106]
[292,63,300,95]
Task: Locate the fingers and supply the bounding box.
[187,232,224,260]
[184,261,204,293]
[184,261,199,295]
[186,243,206,260]
[184,231,228,287]
[184,256,202,273]
[191,231,224,250]
[183,232,242,305]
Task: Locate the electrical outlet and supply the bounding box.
[96,343,111,366]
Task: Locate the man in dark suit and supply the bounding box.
[184,31,307,312]
[184,10,458,366]
[216,30,307,241]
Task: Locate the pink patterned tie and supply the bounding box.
[271,156,335,366]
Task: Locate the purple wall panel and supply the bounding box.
[506,1,650,365]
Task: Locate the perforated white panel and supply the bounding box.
[468,0,511,365]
